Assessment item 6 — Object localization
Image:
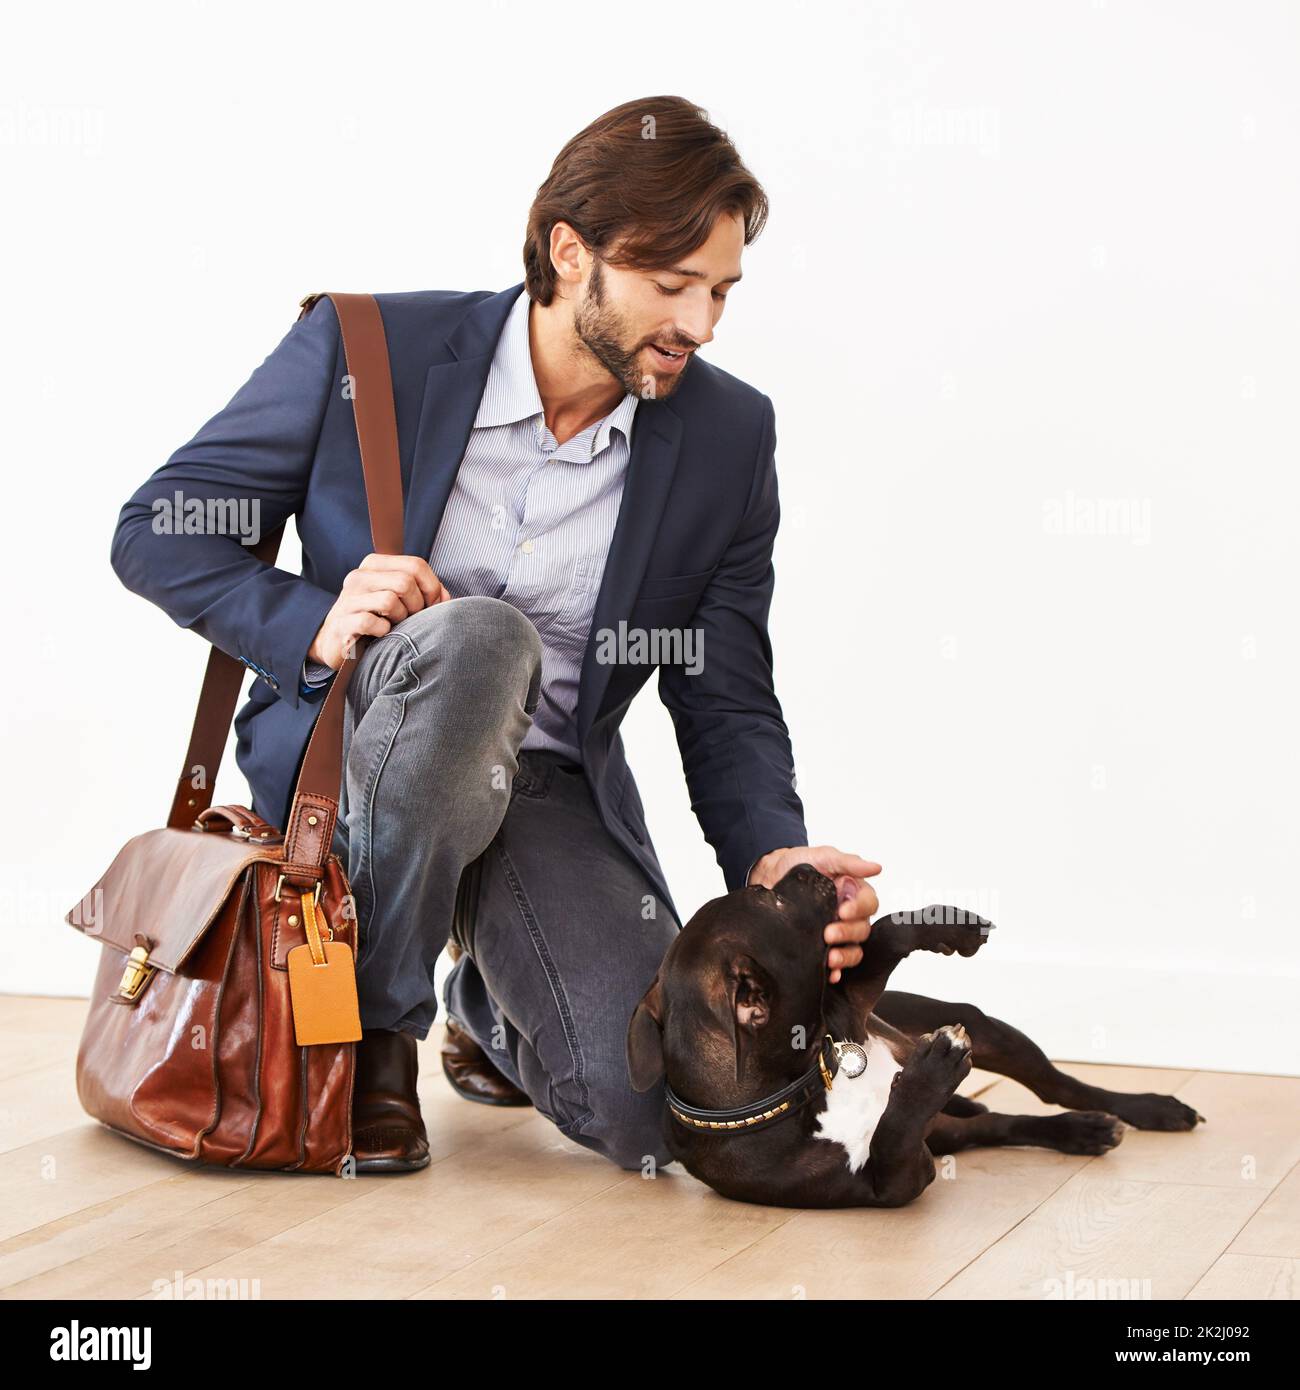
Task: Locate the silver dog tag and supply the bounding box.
[834,1041,868,1078]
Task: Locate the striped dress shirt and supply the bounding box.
[432,290,638,762]
[305,288,640,764]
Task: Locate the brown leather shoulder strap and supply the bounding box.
[164,528,284,829]
[166,292,405,841]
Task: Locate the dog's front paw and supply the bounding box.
[886,905,995,958]
[894,1024,973,1108]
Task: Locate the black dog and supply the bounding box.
[627,863,1203,1208]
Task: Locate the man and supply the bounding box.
[111,96,881,1175]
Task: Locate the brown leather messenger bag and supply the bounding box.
[65,292,402,1174]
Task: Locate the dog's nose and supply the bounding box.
[776,862,838,912]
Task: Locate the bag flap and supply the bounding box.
[66,827,279,973]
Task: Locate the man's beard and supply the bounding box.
[572,259,692,400]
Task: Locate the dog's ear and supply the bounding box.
[627,976,666,1092]
[728,956,773,1083]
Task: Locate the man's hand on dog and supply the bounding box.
[747,846,882,982]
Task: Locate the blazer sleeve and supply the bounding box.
[110,297,343,710]
[657,395,808,889]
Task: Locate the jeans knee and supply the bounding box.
[580,1084,671,1172]
[392,597,542,705]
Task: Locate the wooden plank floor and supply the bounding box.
[0,996,1295,1300]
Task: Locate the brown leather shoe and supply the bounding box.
[351,1028,431,1173]
[441,1017,532,1108]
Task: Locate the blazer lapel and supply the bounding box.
[401,284,523,559]
[399,280,686,741]
[577,402,684,741]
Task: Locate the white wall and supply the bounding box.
[3,0,1296,1074]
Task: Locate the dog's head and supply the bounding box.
[627,862,839,1095]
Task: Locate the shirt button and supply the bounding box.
[521,540,535,554]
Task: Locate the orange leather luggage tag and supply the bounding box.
[286,890,363,1046]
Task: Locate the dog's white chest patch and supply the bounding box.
[813,1038,903,1173]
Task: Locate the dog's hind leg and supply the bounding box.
[941,1093,989,1118]
[924,1109,1125,1156]
[876,991,1202,1132]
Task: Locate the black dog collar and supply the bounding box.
[666,1035,863,1135]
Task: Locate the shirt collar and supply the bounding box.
[473,289,638,462]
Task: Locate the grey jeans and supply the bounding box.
[334,596,679,1170]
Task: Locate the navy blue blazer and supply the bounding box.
[111,284,807,919]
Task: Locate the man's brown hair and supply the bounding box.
[523,96,769,306]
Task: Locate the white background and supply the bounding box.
[2,1,1296,1073]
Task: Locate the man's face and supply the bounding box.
[572,211,745,399]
